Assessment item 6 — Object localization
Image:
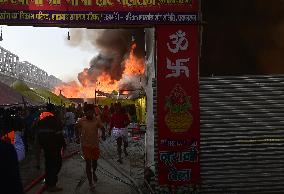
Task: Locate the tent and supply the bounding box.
[33,88,72,106]
[10,80,45,105]
[0,81,30,106]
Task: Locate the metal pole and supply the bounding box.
[97,90,99,105]
[95,90,97,105]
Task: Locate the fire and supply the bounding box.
[54,43,145,98]
[123,44,145,75]
[79,69,93,87]
[54,81,96,98]
[96,73,119,92]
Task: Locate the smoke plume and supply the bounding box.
[68,29,145,90]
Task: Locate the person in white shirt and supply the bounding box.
[64,107,76,142]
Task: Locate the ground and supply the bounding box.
[20,134,146,194]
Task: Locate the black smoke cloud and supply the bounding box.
[201,0,284,76]
[69,29,145,87]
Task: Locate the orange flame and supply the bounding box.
[80,69,92,87]
[96,72,119,92]
[123,44,145,76]
[54,81,96,98]
[54,43,145,98]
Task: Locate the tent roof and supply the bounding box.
[33,88,72,106]
[0,81,28,106]
[10,80,45,106]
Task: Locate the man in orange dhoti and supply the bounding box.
[76,104,105,191]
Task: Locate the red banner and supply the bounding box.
[0,0,199,12]
[0,0,199,25]
[156,25,200,186]
[0,5,199,25]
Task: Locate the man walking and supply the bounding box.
[110,103,130,164]
[37,104,66,192]
[76,104,106,191]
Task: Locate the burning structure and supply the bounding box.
[54,29,146,99]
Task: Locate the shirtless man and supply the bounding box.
[76,104,106,191]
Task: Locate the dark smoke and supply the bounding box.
[69,29,145,88]
[201,0,284,76]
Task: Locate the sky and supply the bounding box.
[0,26,97,82]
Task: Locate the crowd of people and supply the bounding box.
[0,101,138,193]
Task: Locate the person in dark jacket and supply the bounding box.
[36,103,66,192]
[0,139,24,194]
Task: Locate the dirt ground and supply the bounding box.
[20,135,146,194]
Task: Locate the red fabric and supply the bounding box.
[39,112,54,120]
[95,107,101,116]
[101,107,110,123]
[0,1,198,12]
[82,146,100,160]
[110,112,130,129]
[1,131,14,144]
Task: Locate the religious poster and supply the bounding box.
[156,25,200,189]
